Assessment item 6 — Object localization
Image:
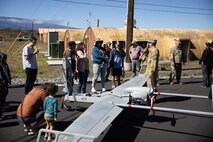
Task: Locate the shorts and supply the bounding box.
[111,68,122,77]
[17,110,44,125]
[44,113,54,122]
[44,113,55,127]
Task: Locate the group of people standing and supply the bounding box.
[64,41,90,95]
[91,39,126,92]
[63,40,90,95]
[64,37,198,96]
[63,38,126,94]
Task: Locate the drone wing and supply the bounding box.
[58,94,128,142]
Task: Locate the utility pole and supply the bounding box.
[125,0,134,71]
[89,12,92,27]
[97,19,99,27]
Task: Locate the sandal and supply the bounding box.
[44,136,48,140]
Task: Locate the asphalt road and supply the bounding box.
[0,77,213,142]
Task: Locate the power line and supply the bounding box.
[107,0,213,11]
[52,0,213,16]
[30,0,44,18]
[135,7,213,16]
[52,0,126,8]
[49,3,67,20]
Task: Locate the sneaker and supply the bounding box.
[102,88,106,92]
[27,131,37,136]
[178,82,183,85]
[201,85,207,88]
[112,85,115,89]
[23,125,29,132]
[91,87,96,93]
[169,82,174,85]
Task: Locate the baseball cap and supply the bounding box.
[174,39,181,44]
[68,41,76,48]
[148,39,157,44]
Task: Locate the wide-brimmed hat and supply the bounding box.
[75,41,83,45]
[94,38,103,45]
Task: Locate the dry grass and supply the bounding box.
[0,29,203,79]
[0,29,63,78]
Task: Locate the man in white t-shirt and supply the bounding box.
[22,36,39,95]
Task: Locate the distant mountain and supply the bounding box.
[0,16,77,30]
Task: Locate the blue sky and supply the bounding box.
[0,0,213,29]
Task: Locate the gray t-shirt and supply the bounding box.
[22,44,38,70]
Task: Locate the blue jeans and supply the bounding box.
[17,110,44,125]
[92,63,107,89]
[77,71,86,94]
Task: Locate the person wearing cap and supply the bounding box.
[199,42,213,88]
[169,39,183,85]
[109,41,126,89]
[129,40,143,77]
[63,41,77,95]
[145,39,159,107]
[91,38,108,93]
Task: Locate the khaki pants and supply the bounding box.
[169,63,182,83]
[146,71,157,89]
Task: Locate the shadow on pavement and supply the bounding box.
[155,96,191,104]
[102,108,149,142]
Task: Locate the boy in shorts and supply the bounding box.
[43,84,59,141]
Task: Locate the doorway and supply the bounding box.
[179,39,190,62]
